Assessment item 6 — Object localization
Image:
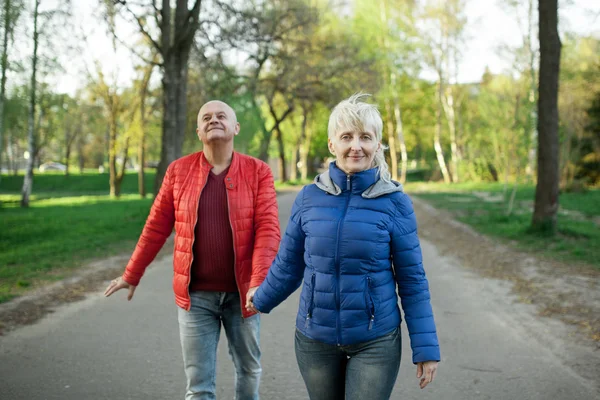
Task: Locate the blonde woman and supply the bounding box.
[248,94,440,400]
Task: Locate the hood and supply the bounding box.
[314,163,403,199]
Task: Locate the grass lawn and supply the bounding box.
[405,182,600,267]
[0,194,154,303]
[0,170,156,199]
[0,171,158,303]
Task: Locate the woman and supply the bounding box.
[247,94,440,400]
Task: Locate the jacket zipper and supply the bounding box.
[305,272,316,328]
[334,174,352,344]
[367,276,375,330]
[225,182,240,315]
[187,173,209,310]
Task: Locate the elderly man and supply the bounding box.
[105,100,281,400]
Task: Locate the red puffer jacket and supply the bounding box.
[122,151,280,317]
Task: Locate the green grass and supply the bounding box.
[0,170,157,198]
[0,171,158,303]
[0,194,154,303]
[405,182,600,267]
[275,179,312,191]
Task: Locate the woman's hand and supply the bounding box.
[416,361,438,389]
[245,286,260,313]
[104,276,136,301]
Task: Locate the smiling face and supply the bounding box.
[196,101,240,144]
[328,128,380,175]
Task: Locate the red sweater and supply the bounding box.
[189,167,237,293]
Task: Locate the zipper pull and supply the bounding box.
[305,315,311,328]
[368,315,374,330]
[347,174,351,191]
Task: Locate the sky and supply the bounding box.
[51,0,600,95]
[452,0,600,83]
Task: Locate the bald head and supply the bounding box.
[196,100,240,145]
[198,100,237,126]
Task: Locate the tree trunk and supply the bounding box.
[434,77,451,183]
[258,125,275,163]
[276,127,286,183]
[21,0,39,208]
[154,0,201,194]
[109,113,118,197]
[259,103,293,162]
[393,99,408,184]
[0,0,11,185]
[389,73,407,184]
[114,136,130,197]
[156,54,188,194]
[8,130,16,174]
[525,0,539,183]
[138,64,153,198]
[443,86,459,182]
[532,0,561,233]
[65,145,71,176]
[290,144,298,181]
[138,124,146,198]
[77,134,84,173]
[299,108,312,181]
[385,101,398,181]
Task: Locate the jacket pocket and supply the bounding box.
[305,272,316,328]
[365,276,375,330]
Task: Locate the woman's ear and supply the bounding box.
[328,138,335,155]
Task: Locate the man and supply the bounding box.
[104,100,281,400]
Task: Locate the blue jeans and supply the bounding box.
[177,291,261,400]
[295,327,401,400]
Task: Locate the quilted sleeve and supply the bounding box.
[123,163,176,286]
[252,188,306,313]
[249,162,282,288]
[391,193,440,364]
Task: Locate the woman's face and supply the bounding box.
[328,129,380,175]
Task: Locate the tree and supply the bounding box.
[20,0,40,207]
[0,0,21,184]
[133,60,156,197]
[108,0,202,194]
[419,0,467,183]
[90,65,130,197]
[531,0,561,233]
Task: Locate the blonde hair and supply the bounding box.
[328,93,391,182]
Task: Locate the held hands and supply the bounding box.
[417,361,438,389]
[245,286,260,314]
[104,276,136,301]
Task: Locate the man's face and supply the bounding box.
[328,128,380,175]
[196,101,240,144]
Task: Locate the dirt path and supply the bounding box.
[412,196,600,387]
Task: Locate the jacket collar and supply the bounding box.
[314,162,404,199]
[199,150,239,174]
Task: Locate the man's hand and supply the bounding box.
[245,286,259,313]
[417,361,438,389]
[104,276,136,301]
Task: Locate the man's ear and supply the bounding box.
[234,122,240,136]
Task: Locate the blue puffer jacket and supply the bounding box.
[253,163,440,364]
